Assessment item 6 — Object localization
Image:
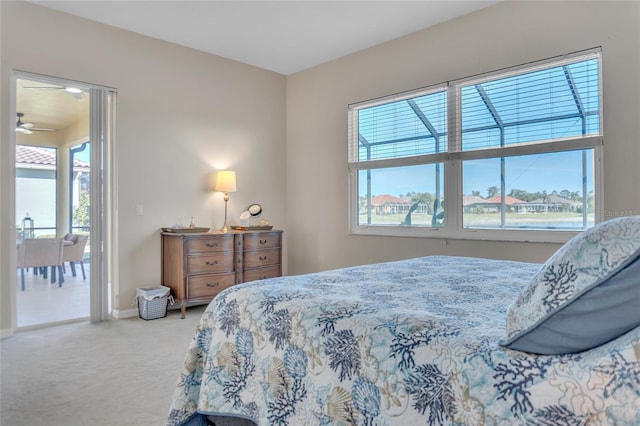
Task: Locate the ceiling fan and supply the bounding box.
[16,112,56,135]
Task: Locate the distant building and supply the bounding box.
[462,195,487,213]
[463,193,581,214]
[463,195,525,213]
[16,144,89,236]
[517,194,581,213]
[360,194,430,215]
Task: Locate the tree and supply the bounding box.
[487,186,499,198]
[509,188,530,202]
[72,190,90,228]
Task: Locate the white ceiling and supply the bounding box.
[17,80,89,130]
[30,0,499,75]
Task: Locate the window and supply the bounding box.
[348,49,602,242]
[16,145,58,238]
[69,142,91,234]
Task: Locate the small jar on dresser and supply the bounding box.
[161,229,283,318]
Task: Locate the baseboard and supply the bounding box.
[0,328,15,339]
[111,308,139,319]
[2,310,139,335]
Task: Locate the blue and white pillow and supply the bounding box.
[502,215,640,354]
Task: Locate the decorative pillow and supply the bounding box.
[501,215,640,354]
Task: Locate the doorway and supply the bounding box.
[13,71,115,327]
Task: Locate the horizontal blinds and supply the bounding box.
[349,49,601,164]
[459,54,601,152]
[350,87,447,163]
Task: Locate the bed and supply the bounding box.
[167,216,640,426]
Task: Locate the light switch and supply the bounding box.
[135,204,144,216]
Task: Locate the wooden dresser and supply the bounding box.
[161,230,283,318]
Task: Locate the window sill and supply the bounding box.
[350,225,579,244]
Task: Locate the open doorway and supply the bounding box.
[16,78,91,327]
[13,72,115,328]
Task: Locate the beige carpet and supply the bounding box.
[1,305,206,426]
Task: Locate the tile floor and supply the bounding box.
[16,262,90,327]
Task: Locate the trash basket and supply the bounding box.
[137,286,170,320]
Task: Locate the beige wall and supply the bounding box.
[1,1,286,333]
[285,0,640,274]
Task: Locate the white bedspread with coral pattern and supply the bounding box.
[168,256,640,425]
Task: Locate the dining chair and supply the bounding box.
[63,234,89,280]
[16,238,65,291]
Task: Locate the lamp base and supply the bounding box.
[220,196,230,233]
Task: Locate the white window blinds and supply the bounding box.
[349,86,447,163]
[458,53,601,153]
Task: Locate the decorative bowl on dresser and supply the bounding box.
[161,229,283,318]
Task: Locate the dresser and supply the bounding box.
[161,230,283,318]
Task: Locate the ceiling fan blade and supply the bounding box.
[16,113,55,133]
[15,127,33,134]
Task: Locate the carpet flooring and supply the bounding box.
[1,305,206,426]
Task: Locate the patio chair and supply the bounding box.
[16,238,65,291]
[63,234,89,280]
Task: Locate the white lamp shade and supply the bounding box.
[214,170,237,193]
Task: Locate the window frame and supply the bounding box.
[348,48,603,243]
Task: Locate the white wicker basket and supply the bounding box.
[137,286,170,320]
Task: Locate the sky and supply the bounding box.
[73,143,90,163]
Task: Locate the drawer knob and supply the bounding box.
[259,255,268,261]
[205,260,219,266]
[205,242,219,247]
[259,239,268,245]
[206,282,220,288]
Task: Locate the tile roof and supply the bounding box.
[371,194,410,206]
[484,195,525,205]
[462,195,486,206]
[16,145,89,169]
[530,194,580,205]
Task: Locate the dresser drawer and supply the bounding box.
[187,272,236,299]
[242,232,281,251]
[242,265,281,282]
[186,235,234,253]
[187,252,234,274]
[243,248,281,269]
